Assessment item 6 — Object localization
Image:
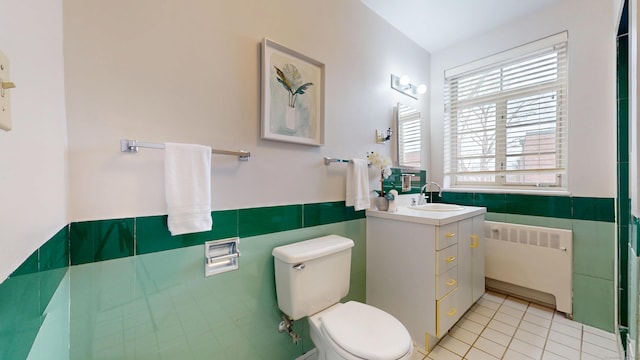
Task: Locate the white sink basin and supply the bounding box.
[408,203,464,212]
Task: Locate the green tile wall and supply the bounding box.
[0,195,619,357]
[70,218,134,265]
[1,201,366,359]
[384,168,427,195]
[67,220,366,359]
[1,226,69,360]
[439,192,615,222]
[618,30,631,344]
[136,210,238,255]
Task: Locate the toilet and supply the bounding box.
[272,235,413,360]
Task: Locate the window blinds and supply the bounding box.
[444,32,568,189]
[397,103,421,168]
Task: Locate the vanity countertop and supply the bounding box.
[366,204,486,226]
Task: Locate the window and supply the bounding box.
[444,32,568,190]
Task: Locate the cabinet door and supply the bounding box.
[457,218,473,311]
[471,215,486,303]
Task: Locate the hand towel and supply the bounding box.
[346,158,370,211]
[164,142,212,236]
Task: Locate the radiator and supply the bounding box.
[484,221,573,315]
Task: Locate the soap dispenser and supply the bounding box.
[387,189,398,212]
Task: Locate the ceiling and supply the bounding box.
[361,0,562,53]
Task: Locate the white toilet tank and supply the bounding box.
[272,235,354,320]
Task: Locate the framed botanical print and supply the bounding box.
[261,38,325,146]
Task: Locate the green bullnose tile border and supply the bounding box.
[439,192,614,222]
[136,210,238,255]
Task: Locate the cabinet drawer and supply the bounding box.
[436,244,458,275]
[436,266,458,300]
[436,223,458,250]
[436,288,460,338]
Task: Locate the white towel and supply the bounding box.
[345,158,370,211]
[164,143,212,236]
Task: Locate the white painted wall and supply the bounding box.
[63,0,431,222]
[0,0,68,281]
[430,0,618,197]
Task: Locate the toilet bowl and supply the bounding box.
[308,301,413,360]
[272,235,413,360]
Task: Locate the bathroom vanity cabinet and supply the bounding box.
[366,206,486,352]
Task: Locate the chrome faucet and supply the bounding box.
[419,182,442,204]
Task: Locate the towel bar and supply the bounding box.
[120,139,250,161]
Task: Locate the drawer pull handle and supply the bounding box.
[447,308,457,317]
[445,232,456,238]
[445,256,456,263]
[471,235,479,248]
[445,279,457,286]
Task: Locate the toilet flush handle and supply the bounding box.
[293,263,305,270]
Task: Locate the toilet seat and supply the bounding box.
[320,301,412,360]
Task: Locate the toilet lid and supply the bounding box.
[321,301,411,360]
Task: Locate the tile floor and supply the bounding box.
[411,291,623,360]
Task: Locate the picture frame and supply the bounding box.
[261,38,325,146]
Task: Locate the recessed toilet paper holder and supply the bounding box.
[205,237,240,277]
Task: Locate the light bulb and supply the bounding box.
[416,84,427,94]
[399,75,410,86]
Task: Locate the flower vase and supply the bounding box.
[285,106,296,131]
[375,196,389,211]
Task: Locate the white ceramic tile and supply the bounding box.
[549,321,582,339]
[547,329,581,350]
[497,304,525,319]
[526,303,554,320]
[519,320,550,338]
[450,326,480,345]
[480,327,511,347]
[551,313,582,330]
[411,347,427,360]
[482,291,506,304]
[508,338,543,359]
[503,296,529,311]
[580,352,603,360]
[487,319,517,337]
[473,337,506,358]
[465,311,491,326]
[493,312,521,327]
[415,345,429,356]
[476,298,501,311]
[503,349,536,360]
[582,332,620,353]
[464,347,499,360]
[523,312,552,328]
[471,304,497,318]
[544,339,580,359]
[427,345,463,360]
[458,317,485,335]
[541,350,566,360]
[514,328,547,348]
[583,324,617,340]
[440,335,472,357]
[581,341,620,359]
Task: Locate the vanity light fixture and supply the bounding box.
[391,74,427,99]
